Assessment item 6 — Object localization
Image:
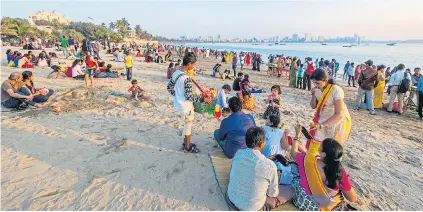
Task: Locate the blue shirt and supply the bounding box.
[389,70,411,86]
[417,76,423,92]
[344,63,350,71]
[297,67,304,77]
[261,126,284,157]
[218,112,256,158]
[335,62,340,71]
[68,38,74,45]
[319,61,324,68]
[216,89,230,108]
[347,66,354,76]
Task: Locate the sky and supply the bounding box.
[2,0,423,41]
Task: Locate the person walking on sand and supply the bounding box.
[60,35,69,58]
[167,52,210,153]
[355,60,378,115]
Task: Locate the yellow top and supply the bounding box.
[124,55,133,67]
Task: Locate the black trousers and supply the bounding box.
[348,75,355,87]
[297,77,303,88]
[303,73,311,90]
[418,91,423,118]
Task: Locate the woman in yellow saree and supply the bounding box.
[289,128,358,211]
[308,68,352,148]
[373,65,386,109]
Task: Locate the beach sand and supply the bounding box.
[1,47,422,211]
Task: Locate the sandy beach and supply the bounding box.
[1,47,422,211]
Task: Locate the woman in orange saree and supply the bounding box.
[307,68,352,148]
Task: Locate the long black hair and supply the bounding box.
[22,71,34,88]
[311,68,335,85]
[321,138,344,189]
[72,59,82,68]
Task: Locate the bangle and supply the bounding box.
[293,137,299,140]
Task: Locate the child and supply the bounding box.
[47,64,67,79]
[128,79,146,100]
[222,69,232,80]
[261,115,290,158]
[167,62,175,79]
[216,84,231,109]
[124,52,133,80]
[297,64,304,88]
[222,107,231,118]
[136,49,142,57]
[232,72,243,92]
[263,85,282,119]
[211,63,221,77]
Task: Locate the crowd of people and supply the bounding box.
[3,39,422,211]
[165,44,422,211]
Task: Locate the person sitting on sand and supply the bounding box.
[71,59,89,87]
[167,62,175,79]
[128,79,148,101]
[232,72,243,92]
[239,75,259,111]
[20,71,54,107]
[263,85,282,119]
[18,54,34,68]
[288,124,357,210]
[226,127,293,211]
[261,115,289,158]
[37,53,48,67]
[214,97,256,159]
[216,84,231,109]
[211,63,221,77]
[136,49,142,57]
[1,72,33,109]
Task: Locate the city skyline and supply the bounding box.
[2,0,423,41]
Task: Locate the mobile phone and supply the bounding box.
[301,126,314,140]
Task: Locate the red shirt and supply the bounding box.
[128,85,143,92]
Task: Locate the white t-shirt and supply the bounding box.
[72,65,82,77]
[171,70,194,114]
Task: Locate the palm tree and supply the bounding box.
[115,19,126,38]
[13,19,33,42]
[108,22,115,31]
[135,25,142,37]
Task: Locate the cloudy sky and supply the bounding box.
[2,0,423,40]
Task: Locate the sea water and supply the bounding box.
[184,42,423,70]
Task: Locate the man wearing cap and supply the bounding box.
[355,60,378,115]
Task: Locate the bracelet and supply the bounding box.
[293,137,299,140]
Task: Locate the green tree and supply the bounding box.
[108,22,115,30]
[135,25,142,37]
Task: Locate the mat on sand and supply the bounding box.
[208,151,299,211]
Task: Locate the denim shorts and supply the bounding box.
[87,69,96,77]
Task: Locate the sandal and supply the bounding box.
[183,144,201,153]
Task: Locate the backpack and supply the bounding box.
[306,61,315,74]
[398,72,410,93]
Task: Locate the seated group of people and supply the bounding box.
[214,96,357,211]
[1,72,54,110]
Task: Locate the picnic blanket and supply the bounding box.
[208,151,298,211]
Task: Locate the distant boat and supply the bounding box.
[279,43,286,45]
[387,43,396,46]
[268,44,273,46]
[321,43,327,45]
[343,45,352,48]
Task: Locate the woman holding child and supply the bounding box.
[309,68,352,147]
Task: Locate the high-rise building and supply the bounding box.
[292,34,299,42]
[318,36,325,42]
[354,33,359,42]
[305,33,312,42]
[276,36,279,42]
[217,34,221,39]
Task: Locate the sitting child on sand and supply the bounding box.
[261,115,290,158]
[167,62,175,79]
[128,79,148,100]
[263,85,282,119]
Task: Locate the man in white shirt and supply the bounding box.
[387,64,411,114]
[167,52,207,153]
[227,127,293,211]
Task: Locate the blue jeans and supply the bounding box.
[251,88,263,93]
[214,129,226,151]
[126,67,132,80]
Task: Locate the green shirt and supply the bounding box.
[61,38,68,47]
